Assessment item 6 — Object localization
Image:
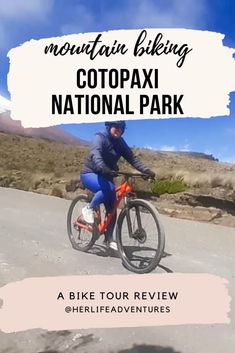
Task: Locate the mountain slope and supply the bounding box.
[0,111,87,146]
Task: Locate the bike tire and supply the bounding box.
[116,198,165,274]
[67,194,97,252]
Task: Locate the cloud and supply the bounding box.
[223,156,235,164]
[61,4,95,35]
[0,0,54,20]
[180,144,190,152]
[225,127,235,136]
[127,0,207,29]
[144,144,177,151]
[144,143,192,152]
[144,145,155,150]
[0,93,11,112]
[60,0,208,36]
[0,0,55,51]
[204,149,212,155]
[0,23,7,48]
[160,145,177,151]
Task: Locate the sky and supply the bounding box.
[0,0,235,162]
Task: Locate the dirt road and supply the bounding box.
[0,187,234,353]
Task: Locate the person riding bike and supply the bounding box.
[80,120,155,251]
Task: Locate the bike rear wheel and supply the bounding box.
[67,194,97,251]
[116,199,165,273]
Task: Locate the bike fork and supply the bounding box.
[124,197,142,237]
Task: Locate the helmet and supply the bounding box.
[105,120,126,133]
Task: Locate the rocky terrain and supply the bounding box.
[0,127,235,227]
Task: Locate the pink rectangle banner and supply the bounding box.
[0,273,231,333]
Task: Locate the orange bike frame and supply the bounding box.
[75,180,132,234]
[97,180,132,234]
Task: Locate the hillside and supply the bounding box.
[0,111,87,146]
[1,131,235,227]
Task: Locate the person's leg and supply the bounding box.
[80,173,103,223]
[94,175,117,244]
[80,173,115,209]
[80,174,117,247]
[104,211,117,243]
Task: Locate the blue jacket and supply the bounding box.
[81,130,150,175]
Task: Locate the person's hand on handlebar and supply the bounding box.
[143,170,156,180]
[101,166,119,177]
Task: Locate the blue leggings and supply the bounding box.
[80,173,117,241]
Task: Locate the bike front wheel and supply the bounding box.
[67,194,97,252]
[116,199,165,273]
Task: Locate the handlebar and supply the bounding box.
[67,172,155,193]
[113,171,155,181]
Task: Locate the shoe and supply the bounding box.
[82,205,94,224]
[108,241,118,251]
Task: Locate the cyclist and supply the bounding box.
[80,120,155,251]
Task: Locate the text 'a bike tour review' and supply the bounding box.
[0,273,230,332]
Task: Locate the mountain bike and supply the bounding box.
[67,172,165,273]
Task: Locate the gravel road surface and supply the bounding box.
[0,187,234,353]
